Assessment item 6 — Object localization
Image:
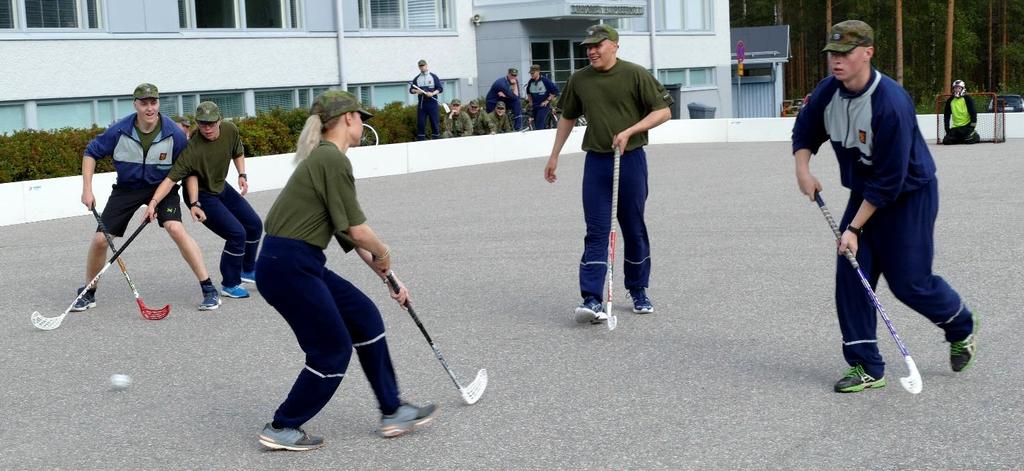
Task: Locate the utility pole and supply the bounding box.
[943,0,954,91]
[896,0,904,85]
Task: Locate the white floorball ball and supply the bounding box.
[110,374,131,390]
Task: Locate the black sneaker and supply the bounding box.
[71,287,96,312]
[834,365,887,393]
[258,423,324,451]
[950,314,979,372]
[629,288,654,314]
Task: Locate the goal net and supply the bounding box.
[934,92,1006,144]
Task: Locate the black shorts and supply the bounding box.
[97,184,182,236]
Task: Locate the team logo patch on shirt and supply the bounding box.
[159,152,167,161]
[858,130,867,144]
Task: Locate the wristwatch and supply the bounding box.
[846,225,863,236]
[238,173,247,180]
[189,201,202,209]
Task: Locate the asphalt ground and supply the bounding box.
[1,140,1021,470]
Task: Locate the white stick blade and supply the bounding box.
[460,369,488,405]
[606,314,617,331]
[31,311,64,331]
[899,356,923,394]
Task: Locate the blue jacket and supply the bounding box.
[409,72,443,108]
[85,113,187,189]
[792,69,935,209]
[486,76,519,109]
[526,76,560,107]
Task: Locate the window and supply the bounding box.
[657,0,710,32]
[37,101,94,130]
[182,95,197,115]
[195,0,235,28]
[358,0,452,30]
[255,90,295,113]
[532,40,590,90]
[0,105,25,135]
[246,0,282,28]
[180,0,300,29]
[348,83,419,108]
[436,79,457,105]
[24,0,100,28]
[658,67,715,89]
[200,93,244,118]
[1,0,14,28]
[116,98,135,118]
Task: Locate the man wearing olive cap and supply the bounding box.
[75,83,219,312]
[792,20,978,393]
[442,98,473,138]
[526,64,560,130]
[545,24,673,323]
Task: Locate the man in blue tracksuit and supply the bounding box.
[486,68,523,130]
[77,83,220,312]
[526,64,560,130]
[410,59,443,140]
[792,21,978,393]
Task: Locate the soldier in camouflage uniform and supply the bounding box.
[442,98,473,138]
[467,100,495,135]
[489,101,513,134]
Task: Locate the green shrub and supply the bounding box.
[0,103,430,183]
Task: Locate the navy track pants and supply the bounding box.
[416,100,440,140]
[579,147,651,301]
[197,184,262,287]
[256,236,401,429]
[532,105,552,130]
[837,178,973,378]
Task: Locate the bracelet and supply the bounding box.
[372,247,390,261]
[846,225,863,236]
[238,173,247,179]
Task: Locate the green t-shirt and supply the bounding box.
[559,59,673,152]
[135,120,162,159]
[264,141,366,251]
[166,121,244,195]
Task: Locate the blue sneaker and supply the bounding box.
[71,286,96,312]
[259,423,324,451]
[574,297,608,324]
[378,403,438,438]
[221,284,250,299]
[240,271,256,284]
[629,288,654,314]
[200,285,221,311]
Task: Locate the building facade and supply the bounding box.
[0,0,733,134]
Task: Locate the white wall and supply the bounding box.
[8,113,1018,227]
[0,37,340,101]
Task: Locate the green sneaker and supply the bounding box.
[951,313,979,372]
[833,365,887,393]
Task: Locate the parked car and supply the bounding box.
[986,94,1023,112]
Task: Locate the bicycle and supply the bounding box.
[361,123,379,146]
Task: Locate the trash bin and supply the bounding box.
[687,102,716,119]
[663,83,682,118]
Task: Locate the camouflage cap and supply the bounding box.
[530,64,541,72]
[418,59,427,66]
[450,98,462,106]
[133,83,159,100]
[508,67,519,76]
[311,90,373,123]
[822,20,874,53]
[581,24,619,45]
[468,100,480,107]
[195,101,222,122]
[495,101,506,110]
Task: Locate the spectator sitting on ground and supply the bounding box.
[442,99,473,138]
[942,80,980,145]
[467,100,496,135]
[489,101,513,133]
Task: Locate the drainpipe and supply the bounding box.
[648,0,657,76]
[336,0,347,90]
